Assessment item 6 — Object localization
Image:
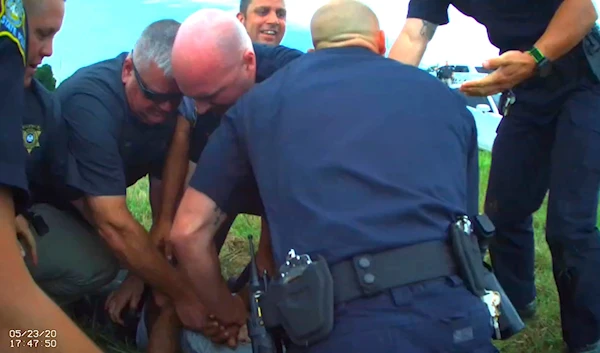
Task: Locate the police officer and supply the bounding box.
[54,19,206,329]
[388,2,600,352]
[151,7,302,257]
[152,42,302,259]
[169,1,496,352]
[15,0,121,309]
[237,0,287,45]
[0,0,103,350]
[136,10,303,353]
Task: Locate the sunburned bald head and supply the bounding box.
[172,9,257,113]
[310,0,385,54]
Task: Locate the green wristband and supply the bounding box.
[527,47,545,64]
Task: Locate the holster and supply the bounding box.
[261,255,334,347]
[482,262,525,339]
[449,218,486,297]
[470,214,526,340]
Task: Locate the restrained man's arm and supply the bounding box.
[535,0,598,60]
[0,189,102,352]
[388,18,438,66]
[155,115,192,231]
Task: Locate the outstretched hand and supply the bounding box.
[105,275,145,326]
[460,50,537,96]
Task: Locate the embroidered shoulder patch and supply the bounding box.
[0,0,27,65]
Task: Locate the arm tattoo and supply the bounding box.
[419,20,437,40]
[213,205,225,227]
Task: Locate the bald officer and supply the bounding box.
[169,1,496,352]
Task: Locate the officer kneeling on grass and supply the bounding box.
[167,1,521,352]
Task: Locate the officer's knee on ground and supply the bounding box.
[26,203,120,304]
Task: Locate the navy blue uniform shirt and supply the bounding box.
[408,0,562,52]
[184,43,303,217]
[0,0,29,210]
[190,47,479,266]
[23,79,71,205]
[56,53,176,198]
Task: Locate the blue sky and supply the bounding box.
[46,0,600,84]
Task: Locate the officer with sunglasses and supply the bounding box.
[388,1,600,352]
[53,19,207,330]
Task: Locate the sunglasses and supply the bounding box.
[131,51,182,104]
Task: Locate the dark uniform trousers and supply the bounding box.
[486,44,600,347]
[286,278,497,353]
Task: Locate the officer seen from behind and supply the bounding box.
[169,1,496,352]
[389,1,600,352]
[0,0,103,349]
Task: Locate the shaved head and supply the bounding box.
[310,0,385,54]
[172,8,256,110]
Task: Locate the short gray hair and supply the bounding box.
[133,19,181,77]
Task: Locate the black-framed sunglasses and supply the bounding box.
[131,51,182,104]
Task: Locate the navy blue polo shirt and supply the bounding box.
[22,79,73,206]
[189,47,479,266]
[0,37,29,211]
[56,53,176,198]
[408,0,562,52]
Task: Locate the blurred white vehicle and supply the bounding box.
[440,64,493,85]
[449,85,502,152]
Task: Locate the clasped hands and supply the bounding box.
[167,289,250,348]
[459,50,538,97]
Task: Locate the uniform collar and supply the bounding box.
[314,46,376,56]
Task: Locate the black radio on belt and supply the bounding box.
[246,235,281,353]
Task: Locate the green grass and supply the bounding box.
[100,150,599,353]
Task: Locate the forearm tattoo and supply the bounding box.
[419,20,437,40]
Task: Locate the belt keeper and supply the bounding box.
[352,254,381,296]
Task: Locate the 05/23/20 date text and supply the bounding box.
[7,330,58,349]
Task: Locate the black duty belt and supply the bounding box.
[330,240,457,304]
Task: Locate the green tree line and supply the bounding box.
[34,64,57,91]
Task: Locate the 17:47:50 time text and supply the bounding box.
[10,339,58,348]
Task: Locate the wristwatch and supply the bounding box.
[527,46,552,77]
